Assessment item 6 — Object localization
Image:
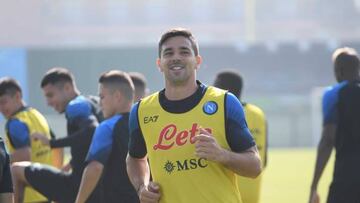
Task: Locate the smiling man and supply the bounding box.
[126,28,262,203]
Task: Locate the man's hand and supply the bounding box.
[193,128,226,163]
[61,162,72,172]
[138,182,161,203]
[32,133,50,146]
[309,190,320,203]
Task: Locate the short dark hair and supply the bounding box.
[332,47,360,73]
[0,77,22,97]
[213,70,243,98]
[99,70,134,101]
[158,27,199,58]
[41,67,75,88]
[129,72,147,93]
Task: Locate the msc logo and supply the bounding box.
[144,115,159,124]
[163,158,208,174]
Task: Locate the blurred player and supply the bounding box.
[0,136,13,203]
[129,72,148,102]
[11,68,101,203]
[126,28,261,203]
[75,70,138,203]
[214,70,267,203]
[0,77,54,203]
[309,47,360,203]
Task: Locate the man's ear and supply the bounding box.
[156,58,163,72]
[115,90,123,102]
[63,82,72,92]
[15,91,22,101]
[195,55,203,70]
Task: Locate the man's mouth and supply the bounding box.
[169,64,184,70]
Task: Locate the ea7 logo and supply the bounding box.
[144,115,159,124]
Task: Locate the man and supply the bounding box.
[0,136,13,203]
[126,28,262,203]
[214,70,268,203]
[75,70,138,203]
[129,72,148,102]
[0,77,53,203]
[11,68,101,203]
[309,47,360,203]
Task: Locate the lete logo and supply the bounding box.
[153,123,212,150]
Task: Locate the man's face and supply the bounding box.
[157,36,201,85]
[0,93,20,119]
[99,84,118,119]
[42,83,68,113]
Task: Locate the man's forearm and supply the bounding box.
[75,161,103,203]
[126,154,150,194]
[310,124,335,190]
[220,146,262,178]
[311,136,333,190]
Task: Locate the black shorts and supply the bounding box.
[327,181,360,203]
[0,144,13,193]
[25,163,79,203]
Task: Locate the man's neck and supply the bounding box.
[164,80,198,101]
[67,92,80,104]
[106,103,131,119]
[115,102,132,114]
[12,101,26,117]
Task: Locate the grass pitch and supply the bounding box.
[260,148,335,203]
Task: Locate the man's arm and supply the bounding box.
[211,93,261,178]
[220,146,261,178]
[75,120,114,203]
[126,155,160,202]
[126,155,150,194]
[50,118,98,148]
[49,130,64,168]
[10,148,31,163]
[32,118,97,148]
[194,128,261,178]
[44,99,98,148]
[309,124,335,203]
[75,161,103,203]
[51,148,64,168]
[127,102,161,202]
[6,120,31,163]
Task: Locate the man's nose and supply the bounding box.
[170,58,182,64]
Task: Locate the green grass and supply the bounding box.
[260,148,335,203]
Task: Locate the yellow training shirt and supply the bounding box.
[138,86,242,203]
[5,107,52,203]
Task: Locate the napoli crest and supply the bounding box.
[203,101,218,115]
